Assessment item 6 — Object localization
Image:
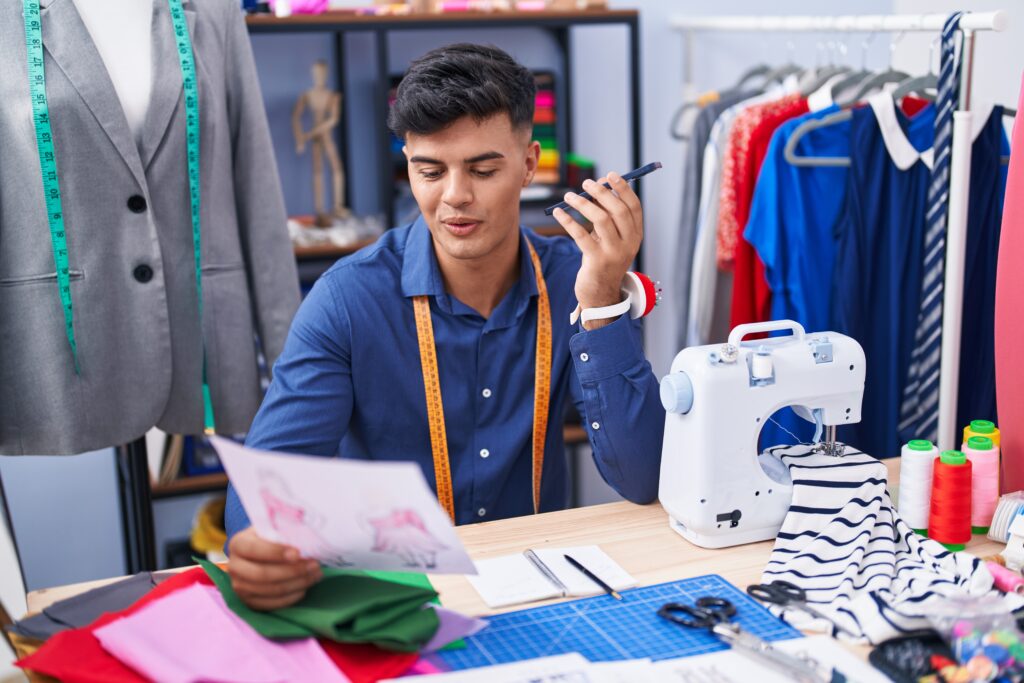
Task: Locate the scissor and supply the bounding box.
[747,580,858,638]
[658,596,847,683]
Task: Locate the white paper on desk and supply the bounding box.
[383,653,596,682]
[652,635,888,683]
[212,436,476,574]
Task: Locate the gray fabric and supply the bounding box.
[673,90,753,349]
[6,572,157,639]
[0,0,300,454]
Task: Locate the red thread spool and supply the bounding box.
[929,450,973,551]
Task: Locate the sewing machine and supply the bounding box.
[658,320,866,549]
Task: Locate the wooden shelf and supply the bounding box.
[246,9,636,31]
[152,472,229,499]
[293,237,378,260]
[152,424,589,498]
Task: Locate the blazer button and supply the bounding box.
[133,264,154,283]
[127,195,147,213]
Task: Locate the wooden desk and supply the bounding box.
[28,458,1004,619]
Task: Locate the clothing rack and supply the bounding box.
[671,12,1009,452]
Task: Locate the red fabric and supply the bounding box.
[900,95,930,117]
[995,72,1024,492]
[729,97,810,330]
[320,640,419,683]
[19,567,421,683]
[17,568,214,683]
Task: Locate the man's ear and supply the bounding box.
[523,139,541,188]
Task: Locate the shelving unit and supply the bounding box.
[245,9,642,228]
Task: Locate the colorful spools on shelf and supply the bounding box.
[899,439,939,534]
[964,435,1000,534]
[929,450,973,551]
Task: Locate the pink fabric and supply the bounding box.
[94,584,349,683]
[996,75,1024,492]
[268,0,328,14]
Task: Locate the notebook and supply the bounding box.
[467,545,636,608]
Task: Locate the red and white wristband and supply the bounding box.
[569,271,663,326]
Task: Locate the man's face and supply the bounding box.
[403,114,539,264]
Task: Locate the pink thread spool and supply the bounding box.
[965,435,1000,534]
[986,560,1024,593]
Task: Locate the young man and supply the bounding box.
[225,44,665,609]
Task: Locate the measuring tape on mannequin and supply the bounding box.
[414,238,551,521]
[22,0,215,433]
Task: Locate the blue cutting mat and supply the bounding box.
[437,573,801,670]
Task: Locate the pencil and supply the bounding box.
[564,554,622,600]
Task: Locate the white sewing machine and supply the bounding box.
[658,320,866,549]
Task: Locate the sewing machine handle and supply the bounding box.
[727,320,806,349]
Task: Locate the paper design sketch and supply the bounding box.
[213,436,477,574]
[259,470,351,566]
[369,509,448,569]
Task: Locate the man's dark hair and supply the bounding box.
[388,43,536,139]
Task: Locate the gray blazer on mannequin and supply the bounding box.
[0,0,300,455]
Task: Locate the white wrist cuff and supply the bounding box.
[569,271,662,326]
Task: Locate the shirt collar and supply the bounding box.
[868,93,935,171]
[400,216,541,314]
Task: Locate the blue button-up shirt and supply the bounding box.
[225,219,664,536]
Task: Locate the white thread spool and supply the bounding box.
[898,439,938,532]
[751,348,773,380]
[964,435,1000,533]
[988,492,1024,542]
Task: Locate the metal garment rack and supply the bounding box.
[671,11,1009,452]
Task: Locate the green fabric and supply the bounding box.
[198,559,440,652]
[365,571,465,651]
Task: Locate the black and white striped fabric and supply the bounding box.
[760,444,1021,644]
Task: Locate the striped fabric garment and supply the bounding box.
[760,444,1022,644]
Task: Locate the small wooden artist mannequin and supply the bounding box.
[292,60,350,226]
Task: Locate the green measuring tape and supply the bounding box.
[23,0,78,374]
[23,0,215,433]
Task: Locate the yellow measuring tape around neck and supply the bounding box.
[413,237,551,522]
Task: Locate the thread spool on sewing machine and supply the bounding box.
[658,320,867,549]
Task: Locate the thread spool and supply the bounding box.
[988,492,1024,542]
[964,436,1000,534]
[899,439,939,533]
[986,560,1024,594]
[964,419,1001,449]
[929,450,973,551]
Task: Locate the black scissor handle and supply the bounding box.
[695,596,737,619]
[658,602,718,629]
[747,580,805,604]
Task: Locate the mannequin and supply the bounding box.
[291,60,351,226]
[0,0,300,455]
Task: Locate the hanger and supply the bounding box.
[783,108,853,167]
[838,31,911,105]
[892,36,941,102]
[733,64,771,89]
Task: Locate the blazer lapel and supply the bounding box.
[40,0,147,189]
[140,0,196,169]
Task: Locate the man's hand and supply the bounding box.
[551,172,643,330]
[227,527,322,610]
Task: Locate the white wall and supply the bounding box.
[891,0,1022,116]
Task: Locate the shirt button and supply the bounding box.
[480,448,490,458]
[127,195,147,213]
[477,508,486,517]
[580,352,590,362]
[591,421,601,430]
[133,264,154,283]
[482,388,492,398]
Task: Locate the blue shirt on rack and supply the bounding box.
[832,96,936,459]
[225,218,665,536]
[745,104,851,333]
